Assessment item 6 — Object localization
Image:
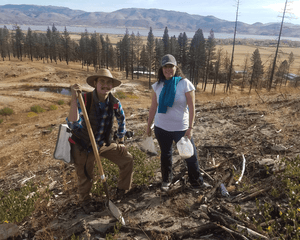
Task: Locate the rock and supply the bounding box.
[0,223,20,240]
[6,129,15,134]
[88,218,115,234]
[43,77,49,81]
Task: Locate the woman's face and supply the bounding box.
[162,64,176,80]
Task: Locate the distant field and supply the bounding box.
[70,33,300,75]
[218,45,300,74]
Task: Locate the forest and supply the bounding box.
[0,24,299,94]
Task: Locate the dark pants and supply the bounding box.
[154,126,203,185]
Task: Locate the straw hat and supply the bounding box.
[86,68,122,88]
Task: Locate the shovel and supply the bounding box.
[77,91,125,225]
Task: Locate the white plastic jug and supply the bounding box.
[177,136,194,159]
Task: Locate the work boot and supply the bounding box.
[116,188,126,200]
[161,182,171,192]
[81,198,96,214]
[191,181,212,190]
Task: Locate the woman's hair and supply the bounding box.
[157,66,185,83]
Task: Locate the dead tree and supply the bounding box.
[225,0,239,93]
[268,0,288,91]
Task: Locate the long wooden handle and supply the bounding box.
[77,92,106,182]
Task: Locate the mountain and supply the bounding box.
[0,4,299,38]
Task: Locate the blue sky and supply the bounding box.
[1,0,299,25]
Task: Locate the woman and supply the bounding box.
[146,54,209,191]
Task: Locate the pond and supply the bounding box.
[21,87,72,96]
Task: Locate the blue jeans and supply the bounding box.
[154,126,203,185]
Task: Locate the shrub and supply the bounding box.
[0,182,40,223]
[114,91,126,99]
[27,112,38,117]
[91,146,159,196]
[57,100,64,105]
[30,105,45,113]
[49,105,58,110]
[0,107,14,116]
[249,156,300,239]
[0,119,3,124]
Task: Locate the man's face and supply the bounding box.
[95,77,113,95]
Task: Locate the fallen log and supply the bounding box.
[216,224,250,240]
[173,222,217,239]
[206,172,231,200]
[232,187,272,203]
[236,224,269,239]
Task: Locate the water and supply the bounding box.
[3,24,300,41]
[25,87,72,95]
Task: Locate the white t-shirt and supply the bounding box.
[152,78,195,131]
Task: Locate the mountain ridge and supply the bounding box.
[0,4,299,38]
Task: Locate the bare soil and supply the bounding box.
[0,58,300,240]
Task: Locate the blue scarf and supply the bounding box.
[158,76,182,113]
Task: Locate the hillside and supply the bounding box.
[0,4,300,37]
[0,57,300,239]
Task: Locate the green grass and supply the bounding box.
[0,107,13,116]
[0,119,3,124]
[30,105,45,113]
[91,146,159,197]
[236,155,300,239]
[57,100,64,105]
[0,182,51,223]
[49,105,58,110]
[27,112,38,117]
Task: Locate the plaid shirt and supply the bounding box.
[66,95,126,148]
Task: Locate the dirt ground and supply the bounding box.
[0,58,300,240]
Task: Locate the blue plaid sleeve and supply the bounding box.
[114,101,126,138]
[66,99,84,131]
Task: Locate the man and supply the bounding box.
[67,68,133,212]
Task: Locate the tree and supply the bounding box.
[241,54,250,91]
[203,29,216,91]
[177,32,188,72]
[135,32,143,79]
[249,48,264,93]
[268,0,288,90]
[154,38,164,77]
[13,26,24,60]
[0,26,10,60]
[121,29,130,78]
[25,28,34,61]
[50,24,60,63]
[146,27,155,88]
[140,45,148,75]
[129,32,136,79]
[188,28,206,87]
[276,60,289,87]
[212,47,223,95]
[284,51,294,85]
[62,27,71,65]
[162,27,169,55]
[226,0,240,93]
[169,35,179,59]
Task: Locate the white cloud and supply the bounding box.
[263,0,300,18]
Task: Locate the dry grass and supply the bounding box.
[218,44,300,73]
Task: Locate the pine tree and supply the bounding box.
[62,27,71,65]
[249,48,264,93]
[189,28,206,87]
[147,27,155,88]
[162,27,169,55]
[204,29,216,91]
[135,32,143,79]
[178,32,188,72]
[13,26,24,60]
